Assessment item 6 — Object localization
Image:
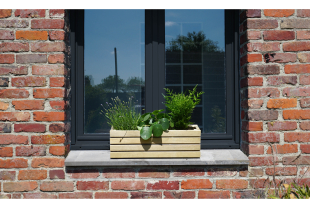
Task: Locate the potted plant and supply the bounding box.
[104,86,203,158]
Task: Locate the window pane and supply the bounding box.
[84,10,145,133]
[165,10,226,133]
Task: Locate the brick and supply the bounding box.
[138,169,170,178]
[0,30,14,40]
[0,20,28,28]
[0,147,13,157]
[31,158,64,168]
[264,53,297,63]
[249,156,278,166]
[16,146,46,156]
[3,182,37,192]
[297,9,310,17]
[266,167,297,176]
[247,19,278,29]
[13,193,23,199]
[283,87,310,97]
[33,88,64,98]
[242,121,263,131]
[198,190,230,199]
[164,191,195,199]
[250,178,279,189]
[268,121,297,131]
[300,98,310,108]
[285,132,310,142]
[0,171,15,180]
[0,42,29,52]
[16,54,46,64]
[95,192,128,199]
[14,123,46,133]
[12,77,46,87]
[0,89,29,98]
[50,9,65,18]
[59,192,93,199]
[48,54,64,64]
[49,146,65,156]
[97,168,133,178]
[67,169,99,179]
[207,168,237,176]
[31,19,64,29]
[267,98,297,109]
[263,30,295,41]
[31,42,65,52]
[33,112,65,122]
[264,9,294,17]
[50,77,65,87]
[216,179,248,189]
[248,88,280,98]
[147,181,178,190]
[12,100,44,110]
[0,123,10,133]
[16,30,48,40]
[240,54,262,66]
[0,101,9,110]
[0,135,28,145]
[241,100,264,109]
[18,170,47,180]
[247,64,280,75]
[0,77,8,87]
[300,121,310,130]
[284,42,310,52]
[249,145,264,155]
[0,66,25,75]
[49,123,65,132]
[31,135,65,144]
[281,19,310,29]
[285,64,310,74]
[301,144,310,153]
[283,109,310,119]
[173,168,204,177]
[130,192,162,199]
[0,194,10,199]
[50,100,66,110]
[247,110,278,121]
[300,75,310,85]
[283,156,310,165]
[241,77,263,88]
[111,181,145,190]
[0,54,14,63]
[298,53,310,62]
[76,181,109,190]
[0,10,12,18]
[0,159,27,168]
[49,170,65,179]
[267,76,297,86]
[32,65,66,75]
[297,31,310,40]
[232,190,265,199]
[299,167,310,176]
[247,42,280,52]
[247,31,261,40]
[249,168,264,177]
[267,144,298,154]
[40,182,74,192]
[23,193,57,199]
[181,179,212,189]
[49,31,65,40]
[0,112,30,121]
[15,9,45,18]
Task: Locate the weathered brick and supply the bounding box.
[181,179,212,189]
[23,193,57,199]
[0,10,12,18]
[49,31,65,40]
[247,42,280,52]
[267,98,297,109]
[40,182,74,192]
[0,158,28,168]
[95,192,128,199]
[264,9,294,17]
[0,42,29,52]
[16,146,46,156]
[3,182,37,192]
[50,77,65,87]
[33,88,64,98]
[0,20,28,28]
[241,77,263,88]
[0,77,8,87]
[263,30,295,41]
[285,132,310,142]
[49,9,65,18]
[33,112,65,122]
[266,167,297,176]
[130,192,161,199]
[216,179,248,189]
[297,31,310,40]
[283,42,310,52]
[18,170,47,180]
[31,42,65,52]
[249,156,278,166]
[164,191,195,199]
[240,54,262,66]
[31,19,64,29]
[301,144,310,153]
[0,66,27,75]
[59,192,93,199]
[0,54,14,64]
[300,98,310,108]
[250,178,280,189]
[285,64,310,74]
[267,76,297,86]
[0,171,15,180]
[67,169,99,179]
[297,9,310,17]
[14,123,46,133]
[283,109,310,119]
[267,144,298,154]
[173,168,204,177]
[49,146,65,156]
[146,181,178,190]
[49,123,65,133]
[31,158,64,168]
[0,101,9,110]
[247,31,261,40]
[249,168,264,177]
[283,156,310,165]
[0,89,29,98]
[248,19,278,29]
[12,77,46,87]
[16,54,46,64]
[112,181,145,190]
[0,30,14,40]
[298,53,310,63]
[300,75,310,85]
[207,168,237,176]
[242,121,263,131]
[248,88,280,98]
[49,100,66,110]
[0,112,30,121]
[49,170,65,179]
[15,9,45,18]
[268,121,297,131]
[283,87,310,97]
[233,190,265,199]
[0,147,13,157]
[31,135,65,144]
[76,181,109,190]
[281,19,310,29]
[247,110,278,121]
[249,145,264,155]
[102,168,135,178]
[264,53,297,63]
[32,65,65,75]
[300,121,310,130]
[198,190,230,199]
[0,135,28,145]
[48,54,64,64]
[12,100,44,110]
[246,65,280,75]
[241,100,264,109]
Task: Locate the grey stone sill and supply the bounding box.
[65,149,249,166]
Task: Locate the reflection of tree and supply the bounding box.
[126,76,145,92]
[99,75,126,93]
[209,105,225,133]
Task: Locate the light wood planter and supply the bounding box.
[110,125,201,159]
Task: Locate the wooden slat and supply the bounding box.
[110,144,200,151]
[110,151,200,158]
[110,137,201,144]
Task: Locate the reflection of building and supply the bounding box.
[86,74,95,86]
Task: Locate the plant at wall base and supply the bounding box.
[163,85,204,130]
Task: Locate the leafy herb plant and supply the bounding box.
[164,85,203,130]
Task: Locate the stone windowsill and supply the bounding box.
[65,149,249,166]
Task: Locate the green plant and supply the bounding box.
[268,183,310,199]
[101,96,141,130]
[163,85,203,130]
[137,110,171,140]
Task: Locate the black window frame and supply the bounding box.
[69,9,240,150]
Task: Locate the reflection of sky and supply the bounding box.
[84,10,224,85]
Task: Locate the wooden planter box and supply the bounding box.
[110,125,201,158]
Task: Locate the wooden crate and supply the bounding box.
[110,125,201,158]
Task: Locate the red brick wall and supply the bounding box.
[0,9,310,199]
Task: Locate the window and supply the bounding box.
[69,9,240,150]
